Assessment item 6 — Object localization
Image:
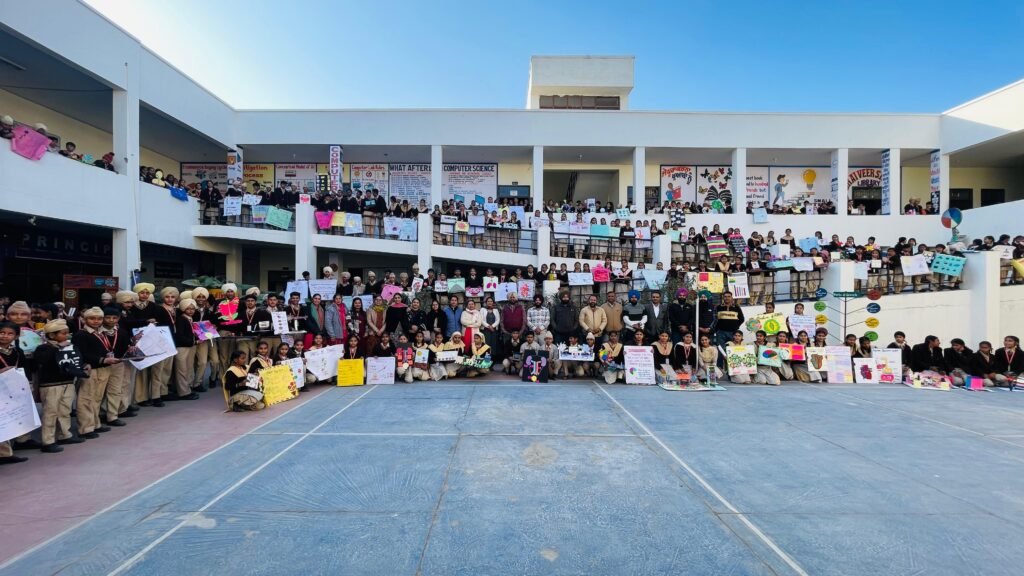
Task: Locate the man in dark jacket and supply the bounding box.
[643,291,669,341]
[910,335,945,373]
[668,289,694,344]
[713,292,744,346]
[550,293,579,345]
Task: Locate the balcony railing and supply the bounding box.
[432,223,537,255]
[553,232,654,264]
[315,211,418,241]
[197,202,297,232]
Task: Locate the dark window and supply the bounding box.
[949,188,973,211]
[538,95,620,110]
[980,188,1005,207]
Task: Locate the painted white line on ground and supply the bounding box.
[596,383,809,576]
[0,385,337,571]
[105,385,379,576]
[247,431,648,437]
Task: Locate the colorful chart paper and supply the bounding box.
[260,365,299,406]
[726,345,757,376]
[336,359,365,386]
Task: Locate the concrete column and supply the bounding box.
[294,203,317,277]
[110,230,137,289]
[537,226,551,263]
[820,260,855,344]
[652,233,672,267]
[111,61,141,288]
[831,149,849,215]
[939,153,950,212]
[532,145,544,212]
[417,213,433,272]
[633,146,646,214]
[225,244,243,284]
[431,145,443,208]
[885,148,901,216]
[964,251,1000,344]
[731,148,747,214]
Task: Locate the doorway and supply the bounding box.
[981,188,1005,207]
[543,170,618,207]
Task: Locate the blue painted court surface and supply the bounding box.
[5,381,1024,575]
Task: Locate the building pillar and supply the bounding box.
[294,203,317,278]
[831,148,849,215]
[885,148,901,215]
[532,145,544,212]
[537,226,551,264]
[111,71,140,288]
[417,213,433,273]
[652,233,672,267]
[819,260,855,344]
[939,153,950,212]
[225,244,243,284]
[731,148,747,213]
[633,146,646,214]
[431,145,443,209]
[964,251,1000,344]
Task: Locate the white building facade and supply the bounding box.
[0,0,1022,345]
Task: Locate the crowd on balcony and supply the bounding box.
[2,113,116,171]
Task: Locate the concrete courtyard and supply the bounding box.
[2,380,1024,575]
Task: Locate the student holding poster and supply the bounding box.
[223,351,264,412]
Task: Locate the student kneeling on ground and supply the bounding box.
[464,333,491,378]
[394,334,415,383]
[943,338,973,386]
[410,332,434,381]
[753,330,781,386]
[599,331,625,384]
[991,335,1022,387]
[224,351,264,411]
[502,330,527,376]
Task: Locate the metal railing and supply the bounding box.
[316,213,419,241]
[432,223,537,255]
[551,233,654,263]
[999,260,1023,286]
[197,202,297,231]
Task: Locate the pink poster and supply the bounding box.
[592,266,610,283]
[192,320,219,341]
[381,285,402,302]
[315,211,334,230]
[11,126,51,160]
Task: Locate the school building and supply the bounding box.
[0,0,1021,345]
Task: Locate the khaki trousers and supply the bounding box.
[0,440,12,458]
[151,356,175,397]
[194,340,218,388]
[40,383,75,445]
[217,332,238,370]
[134,366,159,403]
[77,365,112,434]
[235,338,259,362]
[104,362,128,418]
[174,346,197,396]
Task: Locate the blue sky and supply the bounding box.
[84,0,1024,113]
